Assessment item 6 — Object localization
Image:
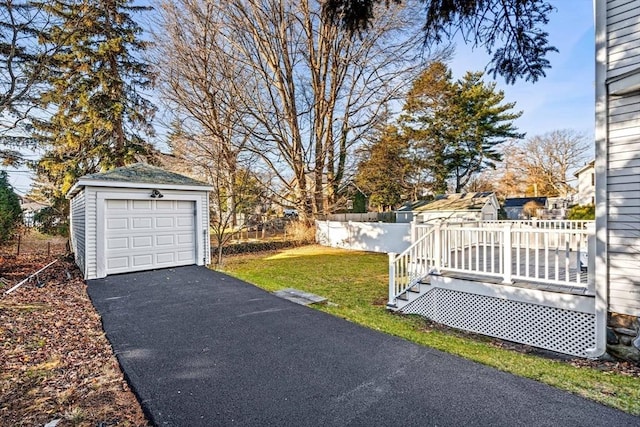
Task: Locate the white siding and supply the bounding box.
[605,0,640,316]
[607,0,640,78]
[70,190,86,276]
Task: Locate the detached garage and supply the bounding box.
[67,163,212,279]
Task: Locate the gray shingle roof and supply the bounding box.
[415,192,495,212]
[81,163,208,187]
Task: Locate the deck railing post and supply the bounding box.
[411,220,417,243]
[587,223,596,295]
[433,224,442,274]
[502,223,513,284]
[388,252,397,305]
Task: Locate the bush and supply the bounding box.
[0,171,23,243]
[567,204,595,220]
[284,220,316,243]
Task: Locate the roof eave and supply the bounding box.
[67,179,213,199]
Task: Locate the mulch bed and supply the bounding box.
[0,253,148,426]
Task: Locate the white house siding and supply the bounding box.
[604,0,640,316]
[607,0,640,78]
[70,190,86,276]
[79,186,210,280]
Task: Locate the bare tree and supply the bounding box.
[154,0,425,220]
[513,129,591,198]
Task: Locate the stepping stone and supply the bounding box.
[272,288,327,306]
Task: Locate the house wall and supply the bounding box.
[599,0,640,316]
[575,165,595,206]
[81,186,210,280]
[70,189,87,277]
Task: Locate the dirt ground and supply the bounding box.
[0,234,148,426]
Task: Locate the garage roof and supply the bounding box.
[67,163,212,197]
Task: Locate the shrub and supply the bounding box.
[0,171,23,243]
[284,220,316,243]
[567,204,595,220]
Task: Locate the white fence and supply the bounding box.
[315,220,411,254]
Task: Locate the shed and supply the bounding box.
[414,192,499,223]
[67,163,213,279]
[503,197,547,220]
[395,200,431,223]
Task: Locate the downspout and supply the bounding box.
[589,0,608,358]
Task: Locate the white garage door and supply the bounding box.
[104,199,196,275]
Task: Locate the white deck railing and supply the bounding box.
[389,220,595,305]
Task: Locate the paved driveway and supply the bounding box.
[88,266,638,427]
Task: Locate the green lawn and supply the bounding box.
[220,245,640,415]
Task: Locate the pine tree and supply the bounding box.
[0,170,22,243]
[401,61,523,194]
[34,0,156,202]
[355,125,413,211]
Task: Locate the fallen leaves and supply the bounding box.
[0,253,148,426]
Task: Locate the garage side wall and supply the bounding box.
[70,189,87,276]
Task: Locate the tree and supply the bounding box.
[0,170,22,243]
[167,128,265,265]
[322,0,558,84]
[0,0,80,165]
[400,61,523,194]
[355,125,413,211]
[158,0,424,220]
[33,0,156,208]
[514,129,590,197]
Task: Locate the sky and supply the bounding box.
[5,0,596,196]
[448,0,596,142]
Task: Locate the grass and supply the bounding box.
[220,245,640,416]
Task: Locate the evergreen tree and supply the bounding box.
[355,125,413,211]
[0,170,22,243]
[401,61,523,194]
[34,0,156,203]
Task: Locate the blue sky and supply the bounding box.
[6,0,596,194]
[448,0,595,141]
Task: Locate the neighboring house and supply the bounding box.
[19,197,50,227]
[539,197,570,220]
[413,192,499,223]
[395,200,430,223]
[596,0,640,318]
[574,160,595,206]
[503,197,547,220]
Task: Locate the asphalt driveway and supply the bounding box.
[87,265,638,426]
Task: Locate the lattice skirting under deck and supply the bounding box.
[401,288,596,358]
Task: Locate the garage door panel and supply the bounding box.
[107,257,129,270]
[132,200,152,209]
[155,200,174,210]
[107,200,128,209]
[132,236,153,248]
[177,216,194,227]
[156,217,174,228]
[132,217,153,229]
[156,235,175,246]
[107,237,129,250]
[177,250,195,261]
[177,233,193,244]
[104,199,197,275]
[107,218,128,230]
[132,254,154,267]
[156,252,176,264]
